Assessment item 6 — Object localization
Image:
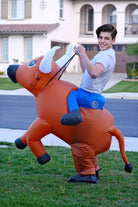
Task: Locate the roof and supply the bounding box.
[0,23,60,35]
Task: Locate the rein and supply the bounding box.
[45,53,76,87]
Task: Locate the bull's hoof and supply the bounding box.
[37,153,50,165]
[125,163,133,173]
[15,138,27,149]
[67,174,97,184]
[60,110,82,126]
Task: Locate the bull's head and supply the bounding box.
[7,45,73,96]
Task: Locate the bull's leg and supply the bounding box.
[15,117,52,164]
[68,143,97,183]
[15,135,27,149]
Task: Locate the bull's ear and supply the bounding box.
[39,46,60,73]
[56,45,73,68]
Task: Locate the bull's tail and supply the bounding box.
[111,126,133,173]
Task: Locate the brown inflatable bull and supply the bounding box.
[7,46,133,184]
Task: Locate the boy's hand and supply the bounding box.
[74,45,86,57]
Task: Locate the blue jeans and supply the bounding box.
[67,88,105,112]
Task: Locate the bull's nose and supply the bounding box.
[7,65,20,83]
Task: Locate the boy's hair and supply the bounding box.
[96,24,117,40]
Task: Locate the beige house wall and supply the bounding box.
[0,0,138,73]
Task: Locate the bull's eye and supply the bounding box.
[28,60,37,68]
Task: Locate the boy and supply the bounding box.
[60,24,117,126]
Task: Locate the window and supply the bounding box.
[1,0,31,20]
[97,45,100,51]
[59,0,63,18]
[1,38,9,62]
[82,45,88,51]
[82,45,93,51]
[86,7,94,33]
[131,6,138,24]
[113,45,116,50]
[10,0,24,19]
[117,45,122,51]
[89,45,93,51]
[113,45,123,51]
[80,6,94,35]
[88,9,93,31]
[109,6,116,25]
[25,37,32,61]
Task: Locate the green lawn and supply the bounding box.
[0,144,137,207]
[0,77,138,92]
[0,77,22,90]
[103,80,138,93]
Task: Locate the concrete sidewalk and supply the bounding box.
[0,73,138,151]
[0,128,138,152]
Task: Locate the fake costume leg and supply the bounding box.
[60,89,105,126]
[67,90,79,112]
[15,118,52,164]
[60,90,82,125]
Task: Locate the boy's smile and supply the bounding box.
[98,32,115,51]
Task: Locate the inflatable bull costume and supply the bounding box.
[7,46,133,184]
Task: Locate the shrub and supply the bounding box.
[126,62,138,78]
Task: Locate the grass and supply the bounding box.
[0,77,22,90]
[103,80,138,93]
[0,144,137,207]
[0,77,138,92]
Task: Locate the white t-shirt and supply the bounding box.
[80,48,116,94]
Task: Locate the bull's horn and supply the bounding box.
[39,46,60,73]
[56,45,73,68]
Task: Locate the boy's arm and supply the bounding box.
[75,45,104,78]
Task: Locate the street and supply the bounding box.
[0,95,138,137]
[105,99,138,137]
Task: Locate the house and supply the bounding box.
[0,0,138,74]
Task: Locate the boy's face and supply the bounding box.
[98,32,115,51]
